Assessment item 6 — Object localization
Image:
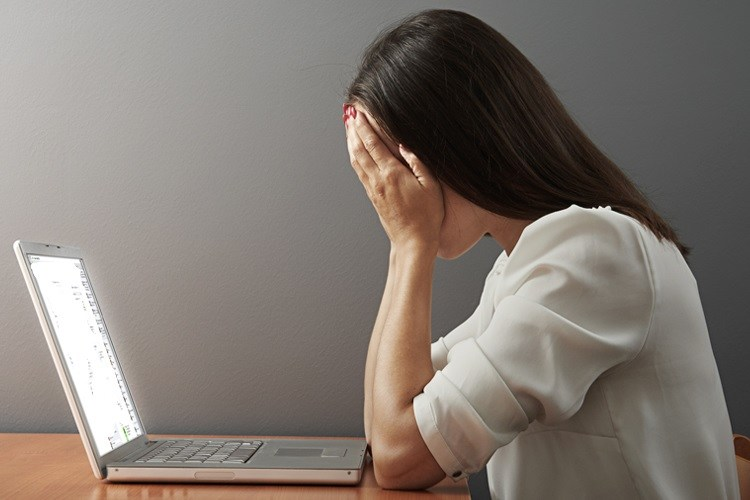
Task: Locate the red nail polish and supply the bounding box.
[350,107,357,119]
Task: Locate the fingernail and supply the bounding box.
[350,107,357,119]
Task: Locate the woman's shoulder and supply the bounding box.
[521,205,646,248]
[490,205,656,339]
[511,205,652,262]
[502,205,655,293]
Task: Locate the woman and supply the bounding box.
[343,9,738,500]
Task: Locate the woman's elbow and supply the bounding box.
[370,435,445,490]
[373,456,429,490]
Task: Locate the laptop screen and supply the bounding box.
[29,254,143,456]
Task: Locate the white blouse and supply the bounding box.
[413,205,739,499]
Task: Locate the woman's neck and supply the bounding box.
[486,215,532,256]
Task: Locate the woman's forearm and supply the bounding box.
[371,247,436,447]
[364,247,398,443]
[366,246,445,489]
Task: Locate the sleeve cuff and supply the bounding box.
[413,388,469,481]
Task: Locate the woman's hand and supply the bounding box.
[344,106,444,255]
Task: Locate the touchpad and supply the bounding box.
[274,447,347,458]
[275,448,324,457]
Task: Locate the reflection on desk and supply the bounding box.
[0,433,470,499]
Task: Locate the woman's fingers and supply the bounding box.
[345,109,395,200]
[346,125,371,195]
[351,112,397,172]
[346,112,385,183]
[344,105,431,209]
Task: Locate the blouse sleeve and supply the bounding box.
[413,207,655,480]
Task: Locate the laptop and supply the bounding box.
[14,240,367,484]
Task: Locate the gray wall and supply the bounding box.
[1,1,748,497]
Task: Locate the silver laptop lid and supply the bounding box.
[14,241,150,478]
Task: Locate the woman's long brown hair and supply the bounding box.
[347,9,688,256]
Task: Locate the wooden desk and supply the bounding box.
[0,434,469,499]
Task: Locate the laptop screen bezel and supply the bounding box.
[14,240,150,478]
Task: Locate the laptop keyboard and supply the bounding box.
[135,439,264,464]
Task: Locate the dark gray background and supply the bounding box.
[1,2,747,498]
